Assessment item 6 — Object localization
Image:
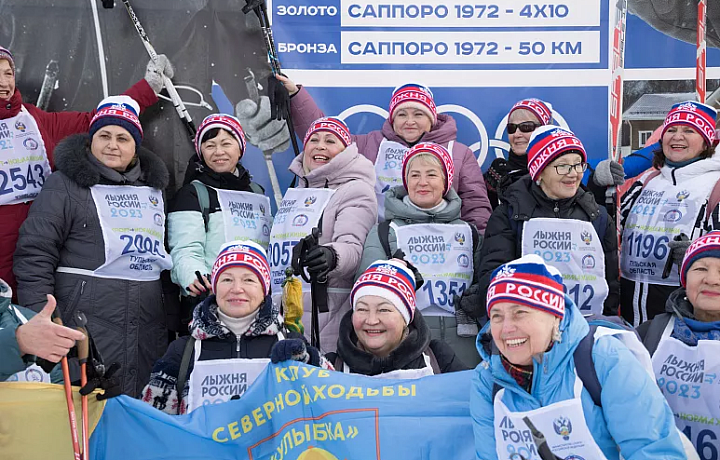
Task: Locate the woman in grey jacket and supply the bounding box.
[357,142,482,366]
[270,117,377,353]
[13,95,171,396]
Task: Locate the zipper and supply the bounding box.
[235,335,241,358]
[553,202,559,215]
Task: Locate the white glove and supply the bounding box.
[144,54,174,94]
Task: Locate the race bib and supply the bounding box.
[90,185,172,281]
[393,222,473,316]
[0,107,51,205]
[521,218,608,314]
[268,188,335,293]
[214,187,272,248]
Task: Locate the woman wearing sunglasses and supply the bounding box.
[484,99,552,209]
[464,126,620,321]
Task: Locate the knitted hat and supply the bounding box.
[352,260,417,325]
[389,83,437,125]
[526,125,587,180]
[680,232,720,287]
[487,254,566,318]
[195,114,247,160]
[662,101,717,149]
[89,95,143,148]
[303,116,352,148]
[0,46,14,73]
[401,142,454,196]
[509,98,553,125]
[211,240,271,296]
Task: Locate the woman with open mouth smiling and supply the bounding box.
[167,114,270,337]
[267,117,376,353]
[468,126,620,322]
[472,255,685,460]
[619,101,720,327]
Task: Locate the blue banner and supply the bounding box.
[90,363,475,460]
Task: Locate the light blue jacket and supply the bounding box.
[471,296,685,460]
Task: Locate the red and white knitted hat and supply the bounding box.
[509,98,553,125]
[303,116,352,148]
[352,259,417,324]
[195,114,247,159]
[402,142,454,196]
[389,83,437,125]
[211,240,271,296]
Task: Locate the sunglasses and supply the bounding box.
[507,122,541,134]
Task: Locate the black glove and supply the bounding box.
[271,338,309,363]
[391,249,424,290]
[484,158,511,192]
[79,362,122,401]
[455,283,484,320]
[268,75,291,121]
[241,0,264,14]
[303,245,337,275]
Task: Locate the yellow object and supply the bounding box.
[0,382,105,460]
[282,268,304,334]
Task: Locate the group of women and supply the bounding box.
[3,39,720,458]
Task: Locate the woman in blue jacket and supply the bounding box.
[471,255,685,460]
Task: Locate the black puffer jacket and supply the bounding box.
[141,294,304,414]
[471,175,620,319]
[326,309,469,375]
[14,134,170,397]
[484,152,528,210]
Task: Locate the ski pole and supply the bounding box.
[75,312,90,460]
[696,0,707,103]
[36,60,59,111]
[52,310,82,460]
[120,0,197,139]
[243,70,284,207]
[522,416,563,460]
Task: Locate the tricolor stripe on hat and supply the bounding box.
[662,101,717,149]
[402,142,454,196]
[0,46,14,73]
[526,125,586,180]
[680,231,720,287]
[487,254,566,318]
[211,240,271,296]
[389,83,437,125]
[352,260,417,324]
[89,95,143,148]
[303,116,352,148]
[509,98,553,125]
[195,114,247,160]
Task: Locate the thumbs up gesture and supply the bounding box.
[15,295,86,362]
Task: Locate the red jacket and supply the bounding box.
[1,79,158,292]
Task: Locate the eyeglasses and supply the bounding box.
[553,163,588,175]
[507,121,541,134]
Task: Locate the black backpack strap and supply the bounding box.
[191,180,211,232]
[469,223,480,254]
[573,324,603,407]
[335,356,344,372]
[176,337,196,399]
[378,219,393,259]
[642,313,672,356]
[423,345,441,375]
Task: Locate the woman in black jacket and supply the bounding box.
[142,241,322,414]
[14,95,171,397]
[275,259,468,376]
[468,126,620,320]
